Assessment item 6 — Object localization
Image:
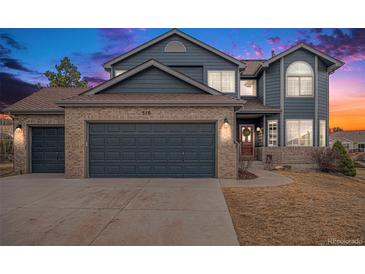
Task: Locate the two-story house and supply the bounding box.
[4,29,343,178]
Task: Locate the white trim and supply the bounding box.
[280,57,284,146]
[268,120,278,147]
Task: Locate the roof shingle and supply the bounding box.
[3,87,87,113]
[240,60,265,76]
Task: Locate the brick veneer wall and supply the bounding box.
[256,146,321,165]
[12,115,64,174]
[64,106,237,179]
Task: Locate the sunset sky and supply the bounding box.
[0,28,364,130]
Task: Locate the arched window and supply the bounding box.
[164,41,187,53]
[286,61,314,97]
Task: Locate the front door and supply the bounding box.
[240,125,254,157]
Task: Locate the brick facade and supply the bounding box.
[12,115,64,174]
[256,146,320,166]
[64,106,237,178]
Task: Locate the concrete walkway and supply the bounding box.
[220,168,292,188]
[0,174,238,246]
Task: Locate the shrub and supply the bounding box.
[313,147,342,173]
[333,141,356,177]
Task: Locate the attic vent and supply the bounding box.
[164,41,187,53]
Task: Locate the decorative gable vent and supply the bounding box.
[164,41,187,53]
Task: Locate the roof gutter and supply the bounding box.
[3,110,65,115]
[56,100,246,107]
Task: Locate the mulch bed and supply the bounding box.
[238,170,258,180]
[222,170,365,245]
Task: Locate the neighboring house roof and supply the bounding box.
[240,60,265,77]
[236,98,281,113]
[3,87,87,114]
[57,93,245,107]
[103,29,244,69]
[262,43,344,73]
[83,59,223,96]
[330,131,365,143]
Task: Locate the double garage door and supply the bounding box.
[88,123,216,178]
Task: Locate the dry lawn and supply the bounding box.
[223,170,365,245]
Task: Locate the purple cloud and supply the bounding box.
[267,36,281,44]
[251,42,264,58]
[275,29,365,64]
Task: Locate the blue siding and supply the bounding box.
[284,49,315,121]
[102,67,204,94]
[265,61,281,108]
[111,34,239,95]
[257,73,263,101]
[171,66,203,82]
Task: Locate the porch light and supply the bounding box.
[16,124,22,130]
[256,127,261,132]
[224,118,229,125]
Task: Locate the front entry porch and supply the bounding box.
[237,115,265,160]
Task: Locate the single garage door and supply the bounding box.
[31,127,65,173]
[89,123,216,178]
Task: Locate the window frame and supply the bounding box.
[319,120,326,147]
[268,120,278,147]
[286,61,314,97]
[240,79,257,97]
[164,40,187,53]
[207,70,236,93]
[285,119,313,147]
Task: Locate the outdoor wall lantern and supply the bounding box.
[16,124,22,130]
[224,118,229,125]
[256,126,261,132]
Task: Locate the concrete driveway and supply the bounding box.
[0,174,238,245]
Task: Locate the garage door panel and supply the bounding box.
[31,127,65,173]
[89,123,215,177]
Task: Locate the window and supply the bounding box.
[115,70,126,77]
[319,120,326,147]
[240,80,257,96]
[268,120,278,147]
[208,71,235,93]
[286,120,313,146]
[164,41,187,52]
[286,61,314,97]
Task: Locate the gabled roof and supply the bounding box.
[237,98,281,114]
[83,59,223,96]
[262,43,344,72]
[103,29,244,69]
[240,60,265,77]
[3,87,87,114]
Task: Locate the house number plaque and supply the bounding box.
[142,110,151,115]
